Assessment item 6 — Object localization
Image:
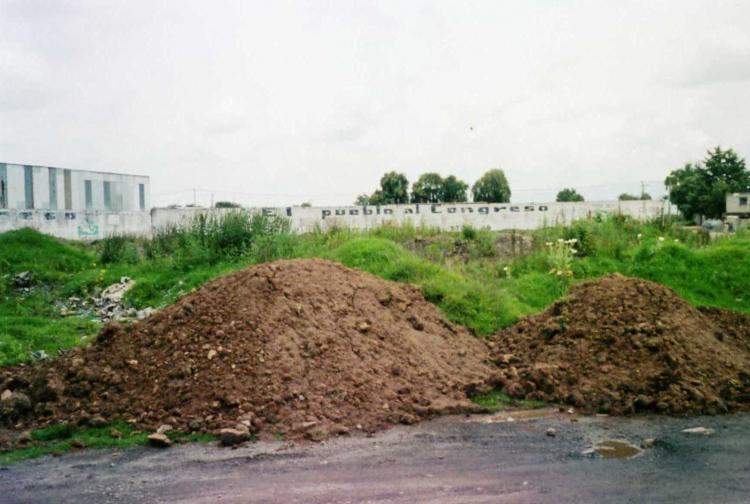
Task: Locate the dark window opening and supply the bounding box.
[103,181,112,210]
[139,183,145,211]
[740,197,748,207]
[85,180,93,210]
[48,167,58,209]
[24,165,34,209]
[64,169,72,209]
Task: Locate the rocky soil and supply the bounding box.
[490,274,750,415]
[1,259,497,440]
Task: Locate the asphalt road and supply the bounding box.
[2,409,749,503]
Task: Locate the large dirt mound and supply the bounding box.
[489,274,750,415]
[1,259,497,440]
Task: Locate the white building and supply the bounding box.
[0,162,151,240]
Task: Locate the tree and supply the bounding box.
[665,147,750,219]
[556,188,584,202]
[215,201,241,208]
[378,171,410,204]
[354,194,371,206]
[441,175,469,202]
[411,173,444,203]
[472,169,511,203]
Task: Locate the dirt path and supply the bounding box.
[3,410,750,503]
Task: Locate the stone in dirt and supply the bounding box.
[489,274,750,415]
[147,433,172,447]
[0,259,498,441]
[219,426,251,446]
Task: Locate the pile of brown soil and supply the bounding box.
[1,259,497,440]
[489,274,750,415]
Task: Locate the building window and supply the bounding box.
[0,163,6,209]
[740,197,748,207]
[139,183,145,211]
[103,181,112,210]
[48,167,58,209]
[85,179,93,210]
[63,169,72,209]
[24,165,34,209]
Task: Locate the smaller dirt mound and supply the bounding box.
[1,259,497,440]
[489,274,750,415]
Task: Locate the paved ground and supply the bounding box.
[2,409,749,503]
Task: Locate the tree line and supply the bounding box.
[217,146,748,220]
[355,169,511,205]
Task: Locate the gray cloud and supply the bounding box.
[1,0,749,206]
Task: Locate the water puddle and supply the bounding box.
[481,408,558,423]
[590,439,642,459]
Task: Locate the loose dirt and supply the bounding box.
[489,274,750,415]
[1,259,497,440]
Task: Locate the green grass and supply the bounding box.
[471,390,546,411]
[0,421,215,464]
[1,216,749,366]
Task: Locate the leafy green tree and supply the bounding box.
[355,172,410,205]
[556,188,584,202]
[472,169,511,203]
[411,173,444,203]
[354,194,371,205]
[441,175,469,202]
[665,147,750,219]
[378,171,410,204]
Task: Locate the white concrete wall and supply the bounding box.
[151,200,674,234]
[0,209,152,240]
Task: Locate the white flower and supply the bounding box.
[571,248,578,254]
[545,241,553,247]
[637,233,643,239]
[658,236,665,241]
[557,238,564,243]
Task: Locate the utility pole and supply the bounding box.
[640,181,645,199]
[193,188,196,206]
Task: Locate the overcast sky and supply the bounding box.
[1,0,749,206]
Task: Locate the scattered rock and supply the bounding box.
[70,438,86,449]
[219,426,251,446]
[109,429,123,439]
[16,431,33,447]
[156,424,173,435]
[93,277,135,322]
[147,433,172,447]
[90,416,108,427]
[29,350,50,361]
[13,271,34,289]
[546,428,557,437]
[641,437,656,448]
[1,391,32,419]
